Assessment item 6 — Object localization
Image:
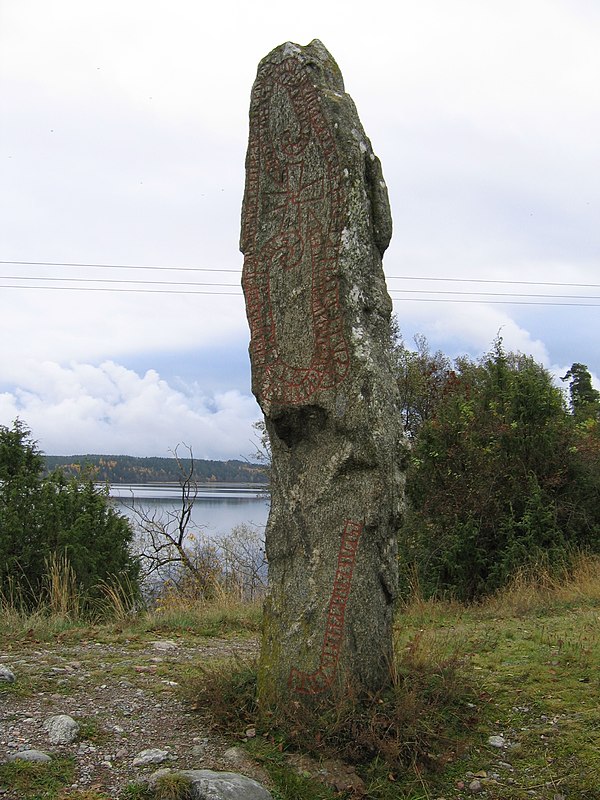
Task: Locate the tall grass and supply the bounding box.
[44,551,81,619]
[482,552,600,616]
[0,548,263,641]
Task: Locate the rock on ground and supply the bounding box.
[43,714,79,745]
[132,748,170,766]
[8,749,52,762]
[149,768,273,800]
[0,664,15,682]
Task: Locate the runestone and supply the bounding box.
[241,40,405,702]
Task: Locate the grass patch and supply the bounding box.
[151,773,193,800]
[0,597,262,649]
[140,598,263,637]
[182,645,477,796]
[120,785,153,800]
[179,561,600,799]
[77,717,109,744]
[0,758,75,799]
[245,739,341,800]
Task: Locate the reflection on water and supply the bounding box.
[108,483,270,538]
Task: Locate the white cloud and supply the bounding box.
[0,361,259,459]
[393,298,550,362]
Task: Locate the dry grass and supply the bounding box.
[44,551,82,619]
[481,552,600,617]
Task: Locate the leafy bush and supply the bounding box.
[399,340,600,601]
[0,420,140,608]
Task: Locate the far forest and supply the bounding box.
[43,454,268,485]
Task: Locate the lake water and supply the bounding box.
[108,483,270,539]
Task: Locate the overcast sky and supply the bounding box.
[1,0,599,458]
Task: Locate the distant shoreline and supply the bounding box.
[43,454,268,485]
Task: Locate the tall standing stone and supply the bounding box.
[241,40,405,704]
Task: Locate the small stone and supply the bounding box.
[151,640,178,651]
[132,748,170,766]
[469,779,483,794]
[488,734,507,748]
[0,664,15,682]
[498,761,513,770]
[8,749,52,762]
[43,714,79,744]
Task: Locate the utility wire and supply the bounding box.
[0,284,240,296]
[3,274,600,302]
[1,259,600,290]
[1,283,599,306]
[1,275,239,288]
[0,259,240,273]
[2,273,600,303]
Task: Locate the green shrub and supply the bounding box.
[399,340,600,601]
[0,419,140,609]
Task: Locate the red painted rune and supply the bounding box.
[288,520,363,694]
[241,54,349,406]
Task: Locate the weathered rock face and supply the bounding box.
[241,40,405,704]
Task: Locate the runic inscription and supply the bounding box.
[288,520,363,694]
[241,54,349,405]
[243,41,403,706]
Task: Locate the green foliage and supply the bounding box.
[400,339,600,601]
[0,420,140,609]
[393,332,453,438]
[561,361,600,421]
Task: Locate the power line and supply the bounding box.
[0,284,239,296]
[387,275,600,289]
[0,259,240,273]
[393,297,600,307]
[392,289,600,300]
[2,273,600,303]
[1,282,599,306]
[4,273,600,299]
[1,275,239,288]
[1,259,600,290]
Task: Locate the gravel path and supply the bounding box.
[0,633,263,798]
